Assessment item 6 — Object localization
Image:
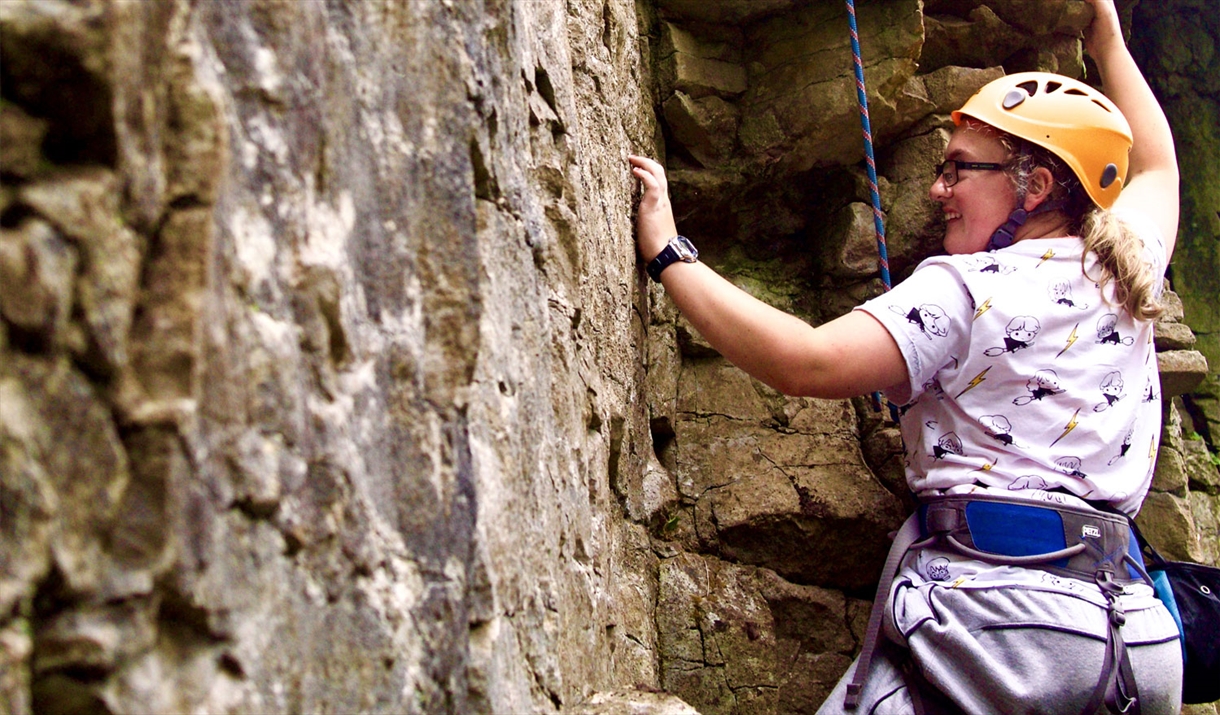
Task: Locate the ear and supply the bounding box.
[1022,166,1056,211]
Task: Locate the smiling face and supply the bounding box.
[930,121,1018,255]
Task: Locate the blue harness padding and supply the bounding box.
[1125,528,1151,582]
[964,499,1071,566]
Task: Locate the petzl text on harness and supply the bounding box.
[1132,522,1220,704]
[845,494,1147,714]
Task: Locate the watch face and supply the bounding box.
[674,235,698,261]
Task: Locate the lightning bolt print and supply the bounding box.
[1149,436,1158,460]
[973,298,993,321]
[1037,249,1055,268]
[1056,323,1080,359]
[955,367,992,398]
[1050,408,1082,448]
[974,458,999,473]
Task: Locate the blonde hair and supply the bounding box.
[1079,209,1163,321]
[1000,133,1163,322]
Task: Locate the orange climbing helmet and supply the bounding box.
[952,72,1133,209]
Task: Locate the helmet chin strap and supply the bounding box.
[987,142,1068,251]
[986,198,1068,251]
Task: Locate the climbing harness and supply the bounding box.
[844,0,899,422]
[844,494,1149,714]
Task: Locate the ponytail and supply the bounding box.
[1080,209,1164,322]
[999,132,1163,322]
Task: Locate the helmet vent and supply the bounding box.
[1046,81,1063,93]
[1100,163,1119,188]
[1003,89,1027,109]
[1016,80,1039,96]
[1092,99,1112,113]
[1066,88,1088,96]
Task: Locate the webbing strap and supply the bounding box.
[943,532,1086,565]
[1110,640,1141,714]
[1082,571,1142,714]
[844,514,925,709]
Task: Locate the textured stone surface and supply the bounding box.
[0,103,49,179]
[656,553,855,715]
[655,0,799,25]
[1151,402,1190,496]
[2,0,658,712]
[1130,0,1220,443]
[3,0,1217,713]
[1137,491,1206,563]
[1158,349,1210,398]
[1185,437,1220,493]
[671,369,905,590]
[1155,320,1197,351]
[0,218,77,344]
[565,689,703,715]
[1188,490,1220,566]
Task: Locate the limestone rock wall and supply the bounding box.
[3,0,659,712]
[2,0,1217,714]
[1128,0,1220,477]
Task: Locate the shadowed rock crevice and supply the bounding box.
[0,18,117,168]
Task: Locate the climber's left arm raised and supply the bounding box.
[629,155,907,399]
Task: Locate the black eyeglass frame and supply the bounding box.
[934,160,1006,187]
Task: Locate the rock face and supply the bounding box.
[1,1,1216,714]
[3,0,658,712]
[1129,0,1220,468]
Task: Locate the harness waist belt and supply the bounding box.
[918,494,1146,582]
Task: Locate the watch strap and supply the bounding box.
[646,244,681,282]
[646,236,697,283]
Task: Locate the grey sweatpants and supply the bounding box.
[817,575,1183,714]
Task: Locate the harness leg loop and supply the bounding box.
[1082,569,1142,715]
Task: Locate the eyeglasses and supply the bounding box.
[934,160,1005,187]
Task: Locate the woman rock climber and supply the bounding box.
[628,0,1182,712]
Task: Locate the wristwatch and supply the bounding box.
[646,235,698,283]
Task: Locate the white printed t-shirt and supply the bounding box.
[858,209,1167,520]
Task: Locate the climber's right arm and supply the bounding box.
[629,155,908,399]
[1083,0,1179,260]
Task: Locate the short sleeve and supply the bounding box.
[854,260,975,405]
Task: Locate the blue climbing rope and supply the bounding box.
[845,0,900,421]
[845,0,892,293]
